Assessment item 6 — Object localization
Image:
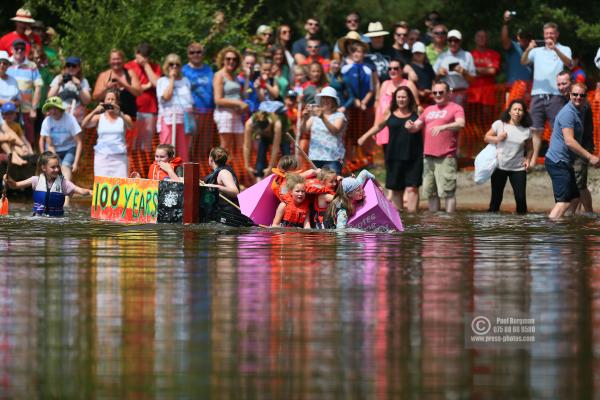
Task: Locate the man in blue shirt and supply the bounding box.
[521,22,572,167]
[545,83,599,219]
[500,10,533,86]
[181,42,215,175]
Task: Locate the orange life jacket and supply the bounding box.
[305,179,335,229]
[281,193,310,228]
[271,167,303,201]
[305,178,336,195]
[147,157,183,181]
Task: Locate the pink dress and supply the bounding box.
[375,79,409,145]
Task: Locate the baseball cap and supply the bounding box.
[12,38,26,48]
[1,102,17,114]
[65,56,81,65]
[412,41,426,53]
[0,51,11,63]
[447,30,462,40]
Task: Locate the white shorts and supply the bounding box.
[213,107,244,134]
[94,152,129,178]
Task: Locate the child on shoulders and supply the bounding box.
[272,173,311,229]
[2,151,92,217]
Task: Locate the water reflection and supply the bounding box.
[0,204,599,398]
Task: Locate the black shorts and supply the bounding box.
[385,157,423,190]
[545,158,579,203]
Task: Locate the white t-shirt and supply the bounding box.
[94,114,127,155]
[156,77,193,125]
[49,75,91,105]
[492,120,531,171]
[0,75,19,103]
[40,111,81,152]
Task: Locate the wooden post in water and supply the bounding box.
[183,163,200,224]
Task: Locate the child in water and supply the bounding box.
[272,173,311,229]
[324,169,375,230]
[147,144,183,181]
[306,167,339,229]
[271,155,316,200]
[2,151,92,216]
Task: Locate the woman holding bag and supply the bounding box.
[483,99,533,214]
[156,53,193,162]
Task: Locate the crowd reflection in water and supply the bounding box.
[0,215,599,398]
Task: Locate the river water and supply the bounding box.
[0,201,598,399]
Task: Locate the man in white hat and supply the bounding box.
[432,29,475,106]
[0,8,42,57]
[364,22,391,81]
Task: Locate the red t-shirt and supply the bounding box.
[419,102,465,157]
[0,31,42,57]
[124,60,161,113]
[468,48,501,105]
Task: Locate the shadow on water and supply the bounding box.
[0,201,599,398]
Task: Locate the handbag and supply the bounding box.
[473,143,498,184]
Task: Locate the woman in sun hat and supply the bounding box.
[300,86,347,174]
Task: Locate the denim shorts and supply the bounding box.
[56,147,76,167]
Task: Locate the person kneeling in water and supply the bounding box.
[147,144,183,181]
[324,169,375,230]
[2,151,92,217]
[272,173,311,229]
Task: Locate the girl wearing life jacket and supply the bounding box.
[272,173,311,229]
[2,151,92,217]
[324,169,376,230]
[147,144,183,181]
[306,167,338,229]
[271,155,318,201]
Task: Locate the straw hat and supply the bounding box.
[364,22,389,38]
[337,31,367,55]
[11,8,35,24]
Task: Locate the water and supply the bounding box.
[0,201,599,399]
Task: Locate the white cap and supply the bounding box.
[315,86,340,106]
[447,29,462,40]
[0,51,11,63]
[412,41,426,53]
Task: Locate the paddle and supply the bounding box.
[284,131,317,170]
[0,153,11,215]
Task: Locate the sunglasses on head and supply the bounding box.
[188,50,203,55]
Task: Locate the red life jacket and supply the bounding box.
[270,167,303,201]
[305,178,336,195]
[147,157,183,180]
[281,193,310,228]
[305,179,335,229]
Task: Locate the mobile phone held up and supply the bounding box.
[448,62,459,72]
[534,39,545,47]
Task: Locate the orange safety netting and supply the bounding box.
[71,84,600,186]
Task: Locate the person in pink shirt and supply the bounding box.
[406,80,465,212]
[0,8,42,58]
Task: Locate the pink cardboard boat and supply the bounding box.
[348,180,403,232]
[237,174,279,225]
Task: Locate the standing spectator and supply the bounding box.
[7,39,43,145]
[124,43,161,151]
[156,53,193,162]
[556,71,594,213]
[327,59,353,114]
[254,59,280,102]
[271,45,290,96]
[292,17,331,64]
[407,29,421,50]
[342,42,376,158]
[468,30,501,121]
[385,22,412,66]
[30,21,60,72]
[433,29,475,107]
[301,62,328,105]
[405,81,465,212]
[425,23,447,65]
[81,89,133,178]
[238,51,260,113]
[301,38,330,72]
[364,22,391,82]
[93,49,142,118]
[254,25,274,52]
[410,42,436,104]
[545,83,599,219]
[302,87,347,175]
[420,11,441,46]
[332,11,371,60]
[0,51,19,107]
[425,22,448,65]
[358,86,422,212]
[47,56,91,123]
[30,45,52,136]
[275,24,295,70]
[484,100,533,214]
[182,42,215,169]
[520,22,572,167]
[212,47,247,155]
[500,11,533,88]
[0,8,42,57]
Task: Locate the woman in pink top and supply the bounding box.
[374,59,419,147]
